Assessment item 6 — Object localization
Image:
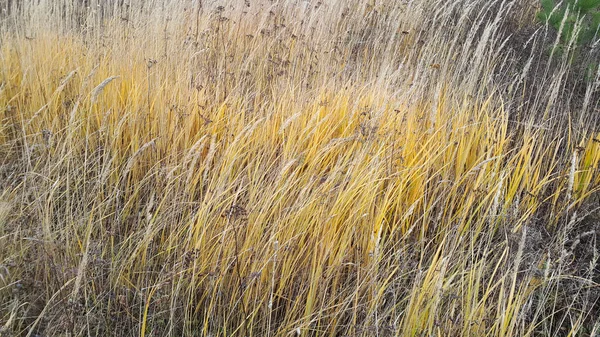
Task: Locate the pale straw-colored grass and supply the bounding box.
[0,0,599,336]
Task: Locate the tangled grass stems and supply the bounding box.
[0,0,599,336]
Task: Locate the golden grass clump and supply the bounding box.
[1,0,600,336]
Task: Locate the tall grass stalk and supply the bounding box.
[0,0,599,336]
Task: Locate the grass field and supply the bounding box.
[1,0,600,336]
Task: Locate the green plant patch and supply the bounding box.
[537,0,600,46]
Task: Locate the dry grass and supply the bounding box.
[1,0,600,336]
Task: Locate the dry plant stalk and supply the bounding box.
[0,1,599,337]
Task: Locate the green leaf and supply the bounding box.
[548,9,567,28]
[541,0,556,13]
[592,11,600,28]
[575,0,600,11]
[563,22,575,41]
